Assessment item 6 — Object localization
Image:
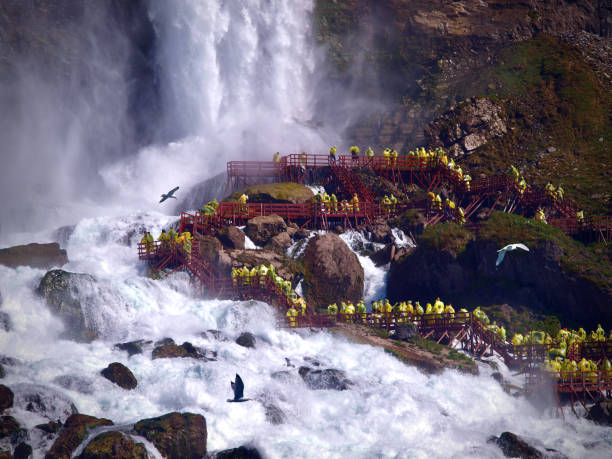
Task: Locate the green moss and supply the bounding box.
[409,336,443,355]
[419,222,474,255]
[481,304,561,338]
[226,182,314,204]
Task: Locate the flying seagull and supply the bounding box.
[496,243,529,267]
[159,186,179,203]
[227,373,250,403]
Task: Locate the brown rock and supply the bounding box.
[133,412,206,459]
[302,233,364,309]
[152,342,204,360]
[77,431,148,459]
[265,232,292,252]
[0,415,20,439]
[46,413,113,459]
[194,235,222,262]
[0,385,13,413]
[245,215,287,246]
[0,243,67,269]
[216,227,245,250]
[101,363,137,390]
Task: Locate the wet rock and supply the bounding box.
[293,228,310,240]
[77,431,148,459]
[298,367,352,391]
[101,363,137,390]
[0,416,20,439]
[53,375,94,395]
[235,332,256,349]
[369,244,394,267]
[368,221,392,243]
[36,270,98,342]
[303,357,321,367]
[0,357,19,367]
[0,243,68,269]
[392,324,419,341]
[0,313,11,333]
[152,342,205,360]
[495,432,543,459]
[265,231,292,252]
[0,451,10,458]
[11,384,77,423]
[194,235,223,263]
[0,366,4,379]
[587,399,612,426]
[213,445,263,459]
[154,337,175,347]
[491,372,504,384]
[133,412,207,459]
[35,421,62,434]
[302,233,364,309]
[46,414,113,459]
[114,341,144,357]
[0,386,13,413]
[13,442,33,459]
[216,227,245,250]
[245,215,287,246]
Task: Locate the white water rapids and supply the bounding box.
[1,1,611,457]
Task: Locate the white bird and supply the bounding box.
[496,243,529,267]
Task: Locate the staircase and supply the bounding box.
[329,163,375,202]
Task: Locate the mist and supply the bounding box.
[0,0,390,242]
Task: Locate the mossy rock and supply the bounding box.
[78,431,147,459]
[419,222,474,256]
[47,414,114,459]
[226,183,314,204]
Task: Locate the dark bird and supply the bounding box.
[227,373,250,403]
[159,186,179,203]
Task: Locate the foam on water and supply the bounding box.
[1,214,611,458]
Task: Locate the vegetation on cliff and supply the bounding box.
[226,182,314,204]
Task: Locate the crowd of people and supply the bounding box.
[314,191,360,213]
[230,263,307,325]
[140,229,193,259]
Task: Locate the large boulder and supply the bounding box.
[494,432,545,459]
[77,431,148,459]
[213,445,263,459]
[0,243,67,269]
[46,414,113,459]
[245,215,287,246]
[152,342,204,360]
[216,227,245,250]
[36,270,98,342]
[133,412,207,459]
[235,332,256,349]
[101,363,138,390]
[0,416,19,439]
[264,232,292,252]
[301,233,364,309]
[298,367,352,391]
[587,400,612,426]
[0,385,13,414]
[227,183,314,204]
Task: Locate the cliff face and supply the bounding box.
[386,214,612,328]
[316,0,611,214]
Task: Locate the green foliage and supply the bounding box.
[482,304,562,338]
[373,328,390,339]
[226,182,314,204]
[419,222,474,255]
[409,336,443,355]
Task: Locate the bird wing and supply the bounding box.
[234,374,244,399]
[159,195,167,203]
[514,243,529,252]
[495,250,506,267]
[168,186,179,196]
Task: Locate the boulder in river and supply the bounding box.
[301,233,364,309]
[101,363,138,390]
[46,414,113,459]
[212,445,263,459]
[216,226,245,250]
[36,270,98,342]
[0,243,67,269]
[298,367,353,391]
[133,412,207,459]
[235,332,256,349]
[152,342,205,360]
[77,431,148,459]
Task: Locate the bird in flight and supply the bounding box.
[227,373,250,402]
[159,186,179,203]
[496,243,529,267]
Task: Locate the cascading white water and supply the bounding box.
[100,0,330,210]
[2,2,612,458]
